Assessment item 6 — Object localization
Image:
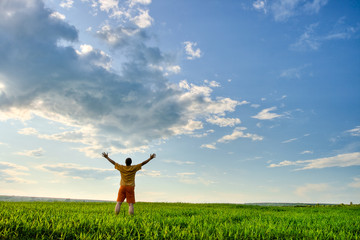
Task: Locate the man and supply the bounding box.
[102,152,156,215]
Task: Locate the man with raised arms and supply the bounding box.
[102,152,156,215]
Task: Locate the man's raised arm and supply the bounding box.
[141,153,156,166]
[102,152,116,165]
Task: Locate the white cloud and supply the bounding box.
[163,159,195,165]
[206,116,241,127]
[252,107,282,120]
[217,127,263,143]
[0,162,34,184]
[204,80,220,88]
[345,126,360,136]
[192,129,214,138]
[176,172,214,185]
[131,9,153,28]
[89,0,153,23]
[280,66,306,79]
[166,65,181,74]
[16,148,44,157]
[98,0,119,13]
[138,169,161,177]
[38,163,114,180]
[201,143,217,150]
[269,152,360,170]
[184,41,201,60]
[349,177,360,188]
[301,150,313,154]
[170,120,203,135]
[282,138,298,143]
[291,23,320,51]
[253,0,267,13]
[49,11,66,20]
[18,127,38,135]
[60,0,74,9]
[291,19,360,51]
[294,183,329,198]
[303,0,328,14]
[130,0,151,7]
[270,0,328,22]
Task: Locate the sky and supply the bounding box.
[0,0,359,204]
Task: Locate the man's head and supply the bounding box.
[125,157,132,166]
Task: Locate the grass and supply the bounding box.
[0,201,359,239]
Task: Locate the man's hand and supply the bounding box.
[102,152,115,165]
[141,153,156,166]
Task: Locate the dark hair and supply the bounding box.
[125,158,132,166]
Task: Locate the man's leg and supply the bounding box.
[128,203,134,215]
[115,201,122,215]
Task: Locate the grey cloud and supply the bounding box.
[0,0,240,156]
[96,25,148,49]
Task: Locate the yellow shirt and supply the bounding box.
[115,163,142,186]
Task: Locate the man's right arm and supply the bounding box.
[102,152,116,166]
[141,153,156,166]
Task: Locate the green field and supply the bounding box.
[1,202,359,239]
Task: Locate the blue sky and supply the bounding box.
[0,0,359,203]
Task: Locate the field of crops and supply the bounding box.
[1,201,359,239]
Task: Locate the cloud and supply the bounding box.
[201,143,217,150]
[282,138,298,143]
[217,127,263,143]
[301,150,313,154]
[291,23,320,51]
[270,0,328,22]
[303,0,328,14]
[204,80,220,88]
[50,11,66,20]
[163,159,195,165]
[130,0,152,7]
[88,0,153,27]
[38,163,114,180]
[206,116,241,127]
[294,183,329,198]
[269,152,360,170]
[176,172,214,185]
[253,0,267,14]
[291,19,360,51]
[0,0,241,157]
[349,177,360,188]
[60,0,73,9]
[184,41,201,60]
[15,148,45,157]
[280,65,309,79]
[18,127,38,135]
[252,107,282,120]
[96,24,146,49]
[131,9,153,28]
[138,169,161,177]
[345,126,360,137]
[0,162,35,183]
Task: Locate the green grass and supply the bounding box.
[0,202,359,239]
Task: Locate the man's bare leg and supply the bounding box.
[128,203,134,215]
[115,201,122,215]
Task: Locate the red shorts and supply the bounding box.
[117,186,135,203]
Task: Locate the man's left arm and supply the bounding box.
[141,153,156,166]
